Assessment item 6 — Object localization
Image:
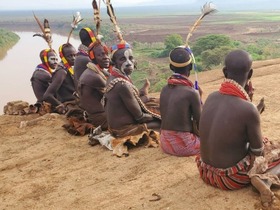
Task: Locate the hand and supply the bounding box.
[244,80,255,101]
[192,120,200,137]
[136,113,153,123]
[256,97,265,114]
[55,104,67,114]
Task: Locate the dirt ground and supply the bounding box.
[1,58,280,210]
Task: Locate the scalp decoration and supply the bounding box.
[67,11,83,44]
[184,2,217,90]
[33,12,53,49]
[185,2,217,46]
[92,0,102,37]
[103,0,123,42]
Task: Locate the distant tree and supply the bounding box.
[164,34,184,51]
[192,34,234,55]
[156,34,184,57]
[201,46,233,69]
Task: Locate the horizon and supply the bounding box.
[0,5,279,14]
[0,0,279,12]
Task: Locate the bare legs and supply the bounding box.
[251,164,280,207]
[251,177,275,207]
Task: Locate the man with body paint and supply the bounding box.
[31,49,58,105]
[43,43,77,114]
[104,43,161,138]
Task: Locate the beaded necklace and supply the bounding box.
[167,73,194,87]
[86,62,108,81]
[219,79,250,101]
[110,68,132,83]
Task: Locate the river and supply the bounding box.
[0,32,80,114]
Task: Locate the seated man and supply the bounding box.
[105,43,161,138]
[43,43,77,114]
[78,40,110,130]
[73,27,96,91]
[31,49,58,105]
[160,47,201,157]
[196,49,280,207]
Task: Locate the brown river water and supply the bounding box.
[0,32,80,114]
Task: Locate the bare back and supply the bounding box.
[105,80,144,129]
[200,91,263,168]
[160,85,201,132]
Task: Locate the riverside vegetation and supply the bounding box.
[0,28,20,60]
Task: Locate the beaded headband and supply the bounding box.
[84,27,97,44]
[110,42,131,57]
[59,44,74,75]
[41,49,53,74]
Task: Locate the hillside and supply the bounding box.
[1,58,280,210]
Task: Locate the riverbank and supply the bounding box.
[0,32,81,115]
[0,28,20,60]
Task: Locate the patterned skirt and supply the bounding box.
[160,129,200,157]
[195,155,251,190]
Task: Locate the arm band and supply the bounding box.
[250,145,264,154]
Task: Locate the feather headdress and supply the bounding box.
[33,12,53,49]
[92,0,102,37]
[185,2,217,46]
[67,11,83,44]
[103,0,123,42]
[103,0,130,55]
[185,2,217,90]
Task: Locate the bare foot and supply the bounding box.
[139,78,150,96]
[251,176,275,207]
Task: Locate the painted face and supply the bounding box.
[47,52,58,69]
[63,45,77,66]
[114,48,135,75]
[92,45,110,69]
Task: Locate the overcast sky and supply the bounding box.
[0,0,279,11]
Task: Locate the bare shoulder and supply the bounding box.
[203,91,220,102]
[243,100,260,117]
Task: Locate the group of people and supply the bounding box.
[30,24,280,207]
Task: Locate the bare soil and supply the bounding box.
[1,58,280,210]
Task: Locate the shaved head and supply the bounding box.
[223,49,253,87]
[224,50,252,76]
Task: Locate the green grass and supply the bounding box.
[0,28,20,60]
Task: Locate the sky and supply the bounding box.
[0,0,279,11]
